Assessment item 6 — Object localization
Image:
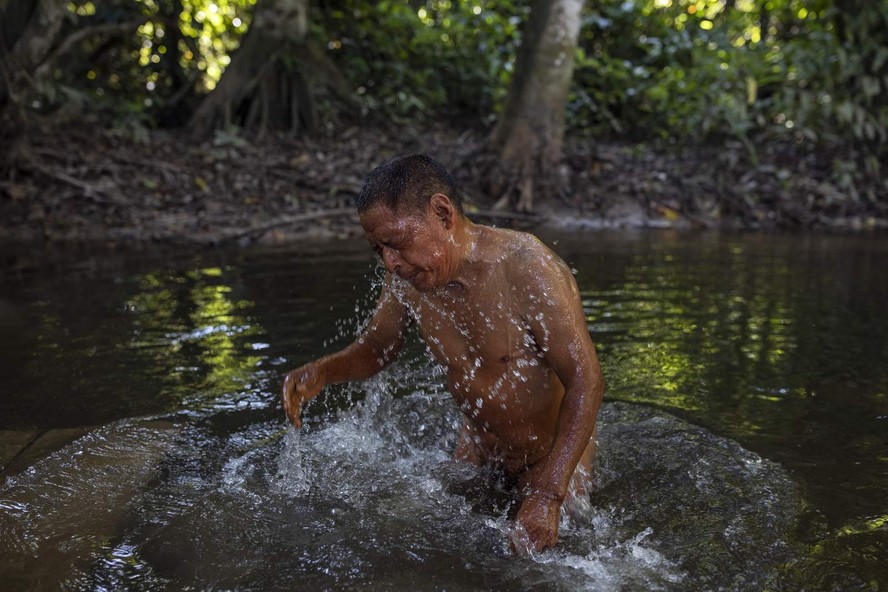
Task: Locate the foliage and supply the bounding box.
[571,0,888,164]
[314,0,527,123]
[12,0,888,169]
[53,0,253,119]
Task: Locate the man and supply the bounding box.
[282,154,604,554]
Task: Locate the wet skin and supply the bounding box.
[282,193,604,554]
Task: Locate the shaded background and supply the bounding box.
[1,0,887,240]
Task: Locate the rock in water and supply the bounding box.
[590,402,802,591]
[0,419,180,590]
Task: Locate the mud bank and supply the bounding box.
[2,124,886,247]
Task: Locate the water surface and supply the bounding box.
[0,231,885,590]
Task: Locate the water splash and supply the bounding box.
[0,382,804,591]
[272,428,311,497]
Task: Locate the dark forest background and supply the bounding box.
[2,0,887,241]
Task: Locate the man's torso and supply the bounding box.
[390,227,566,471]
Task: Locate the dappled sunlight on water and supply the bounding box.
[124,266,266,409]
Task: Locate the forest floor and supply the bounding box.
[1,122,886,247]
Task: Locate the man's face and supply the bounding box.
[360,203,451,292]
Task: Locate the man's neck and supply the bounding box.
[446,218,481,289]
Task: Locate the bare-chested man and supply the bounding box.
[282,154,604,554]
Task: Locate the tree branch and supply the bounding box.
[35,18,146,81]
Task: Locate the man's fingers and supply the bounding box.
[281,367,317,428]
[293,396,302,428]
[284,400,301,428]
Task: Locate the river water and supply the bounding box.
[0,231,885,590]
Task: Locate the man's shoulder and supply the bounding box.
[482,227,569,280]
[483,226,548,259]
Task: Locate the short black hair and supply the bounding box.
[356,154,462,215]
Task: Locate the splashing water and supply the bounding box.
[272,428,311,497]
[1,365,802,590]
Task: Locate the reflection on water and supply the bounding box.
[125,266,264,409]
[0,232,886,589]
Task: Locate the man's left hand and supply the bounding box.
[509,491,561,555]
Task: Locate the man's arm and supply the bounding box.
[510,244,605,551]
[282,273,409,427]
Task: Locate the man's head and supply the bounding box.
[358,155,468,292]
[356,154,463,216]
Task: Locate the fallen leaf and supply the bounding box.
[656,204,681,221]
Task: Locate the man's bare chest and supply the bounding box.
[405,289,535,369]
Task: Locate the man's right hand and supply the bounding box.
[282,362,326,428]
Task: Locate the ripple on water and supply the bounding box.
[0,391,803,591]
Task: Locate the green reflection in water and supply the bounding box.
[779,513,888,590]
[583,247,803,436]
[569,234,888,550]
[838,514,888,537]
[124,266,263,407]
[187,280,262,398]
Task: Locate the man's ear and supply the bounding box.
[430,193,456,229]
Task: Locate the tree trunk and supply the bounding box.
[153,0,190,127]
[0,0,69,108]
[482,0,585,212]
[188,0,349,138]
[1,0,69,169]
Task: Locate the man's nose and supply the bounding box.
[381,247,400,274]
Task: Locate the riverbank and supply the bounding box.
[2,123,886,246]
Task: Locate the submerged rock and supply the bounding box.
[592,402,802,591]
[0,430,40,472]
[0,427,92,477]
[0,419,181,590]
